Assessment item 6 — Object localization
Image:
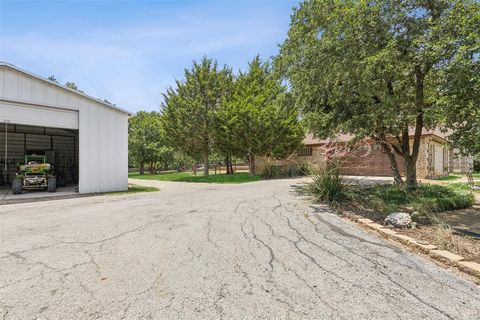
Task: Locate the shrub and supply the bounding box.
[260,164,285,179]
[474,157,480,172]
[298,161,314,176]
[353,183,474,224]
[306,166,353,205]
[413,184,473,213]
[260,162,313,179]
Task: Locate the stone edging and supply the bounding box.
[341,210,480,280]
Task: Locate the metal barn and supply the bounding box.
[0,62,129,194]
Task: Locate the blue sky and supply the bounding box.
[0,0,299,112]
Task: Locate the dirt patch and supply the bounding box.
[398,226,480,264]
[345,205,480,263]
[342,199,480,264]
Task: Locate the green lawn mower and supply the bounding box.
[12,155,56,194]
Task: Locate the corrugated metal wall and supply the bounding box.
[78,99,128,193]
[0,64,129,193]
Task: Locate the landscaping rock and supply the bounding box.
[358,218,374,225]
[384,212,412,228]
[458,261,480,278]
[430,250,465,263]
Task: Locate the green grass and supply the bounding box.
[449,182,480,193]
[432,173,480,181]
[129,171,261,184]
[353,183,475,223]
[106,184,159,195]
[434,174,462,181]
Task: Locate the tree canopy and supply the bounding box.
[216,56,304,173]
[65,81,79,90]
[276,0,480,186]
[160,56,304,176]
[161,56,233,176]
[48,75,59,83]
[128,111,167,174]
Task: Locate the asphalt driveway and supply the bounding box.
[0,177,479,319]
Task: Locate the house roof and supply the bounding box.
[0,61,131,115]
[303,128,450,145]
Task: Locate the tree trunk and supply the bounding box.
[149,162,155,173]
[249,154,256,175]
[404,66,425,189]
[139,161,145,175]
[225,157,230,174]
[229,157,234,174]
[203,153,209,177]
[405,159,418,189]
[381,142,404,185]
[225,156,233,175]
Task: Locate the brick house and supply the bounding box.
[258,129,472,179]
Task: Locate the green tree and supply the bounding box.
[438,39,480,155]
[162,56,233,177]
[48,75,59,83]
[276,0,479,188]
[213,78,237,174]
[156,146,176,171]
[128,111,164,174]
[65,81,79,90]
[216,56,304,174]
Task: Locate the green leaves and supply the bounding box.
[128,111,165,169]
[162,56,233,161]
[276,0,480,178]
[215,56,304,160]
[277,0,478,135]
[161,55,304,172]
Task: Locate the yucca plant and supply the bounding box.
[306,164,352,206]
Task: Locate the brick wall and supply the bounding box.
[256,137,452,179]
[338,144,406,176]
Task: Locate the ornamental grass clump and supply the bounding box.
[306,165,353,206]
[260,164,285,179]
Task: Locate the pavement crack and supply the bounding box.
[206,215,221,249]
[249,222,275,272]
[213,283,227,320]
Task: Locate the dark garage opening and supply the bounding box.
[0,123,79,188]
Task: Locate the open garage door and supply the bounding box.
[0,102,79,130]
[0,123,79,188]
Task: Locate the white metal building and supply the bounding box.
[0,62,130,194]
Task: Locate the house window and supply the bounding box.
[297,147,313,157]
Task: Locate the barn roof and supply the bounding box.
[0,62,131,115]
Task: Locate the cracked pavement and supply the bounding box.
[0,177,479,319]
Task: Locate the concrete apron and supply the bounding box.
[0,185,78,205]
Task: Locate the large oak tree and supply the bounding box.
[276,0,480,187]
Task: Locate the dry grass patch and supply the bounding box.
[400,225,480,263]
